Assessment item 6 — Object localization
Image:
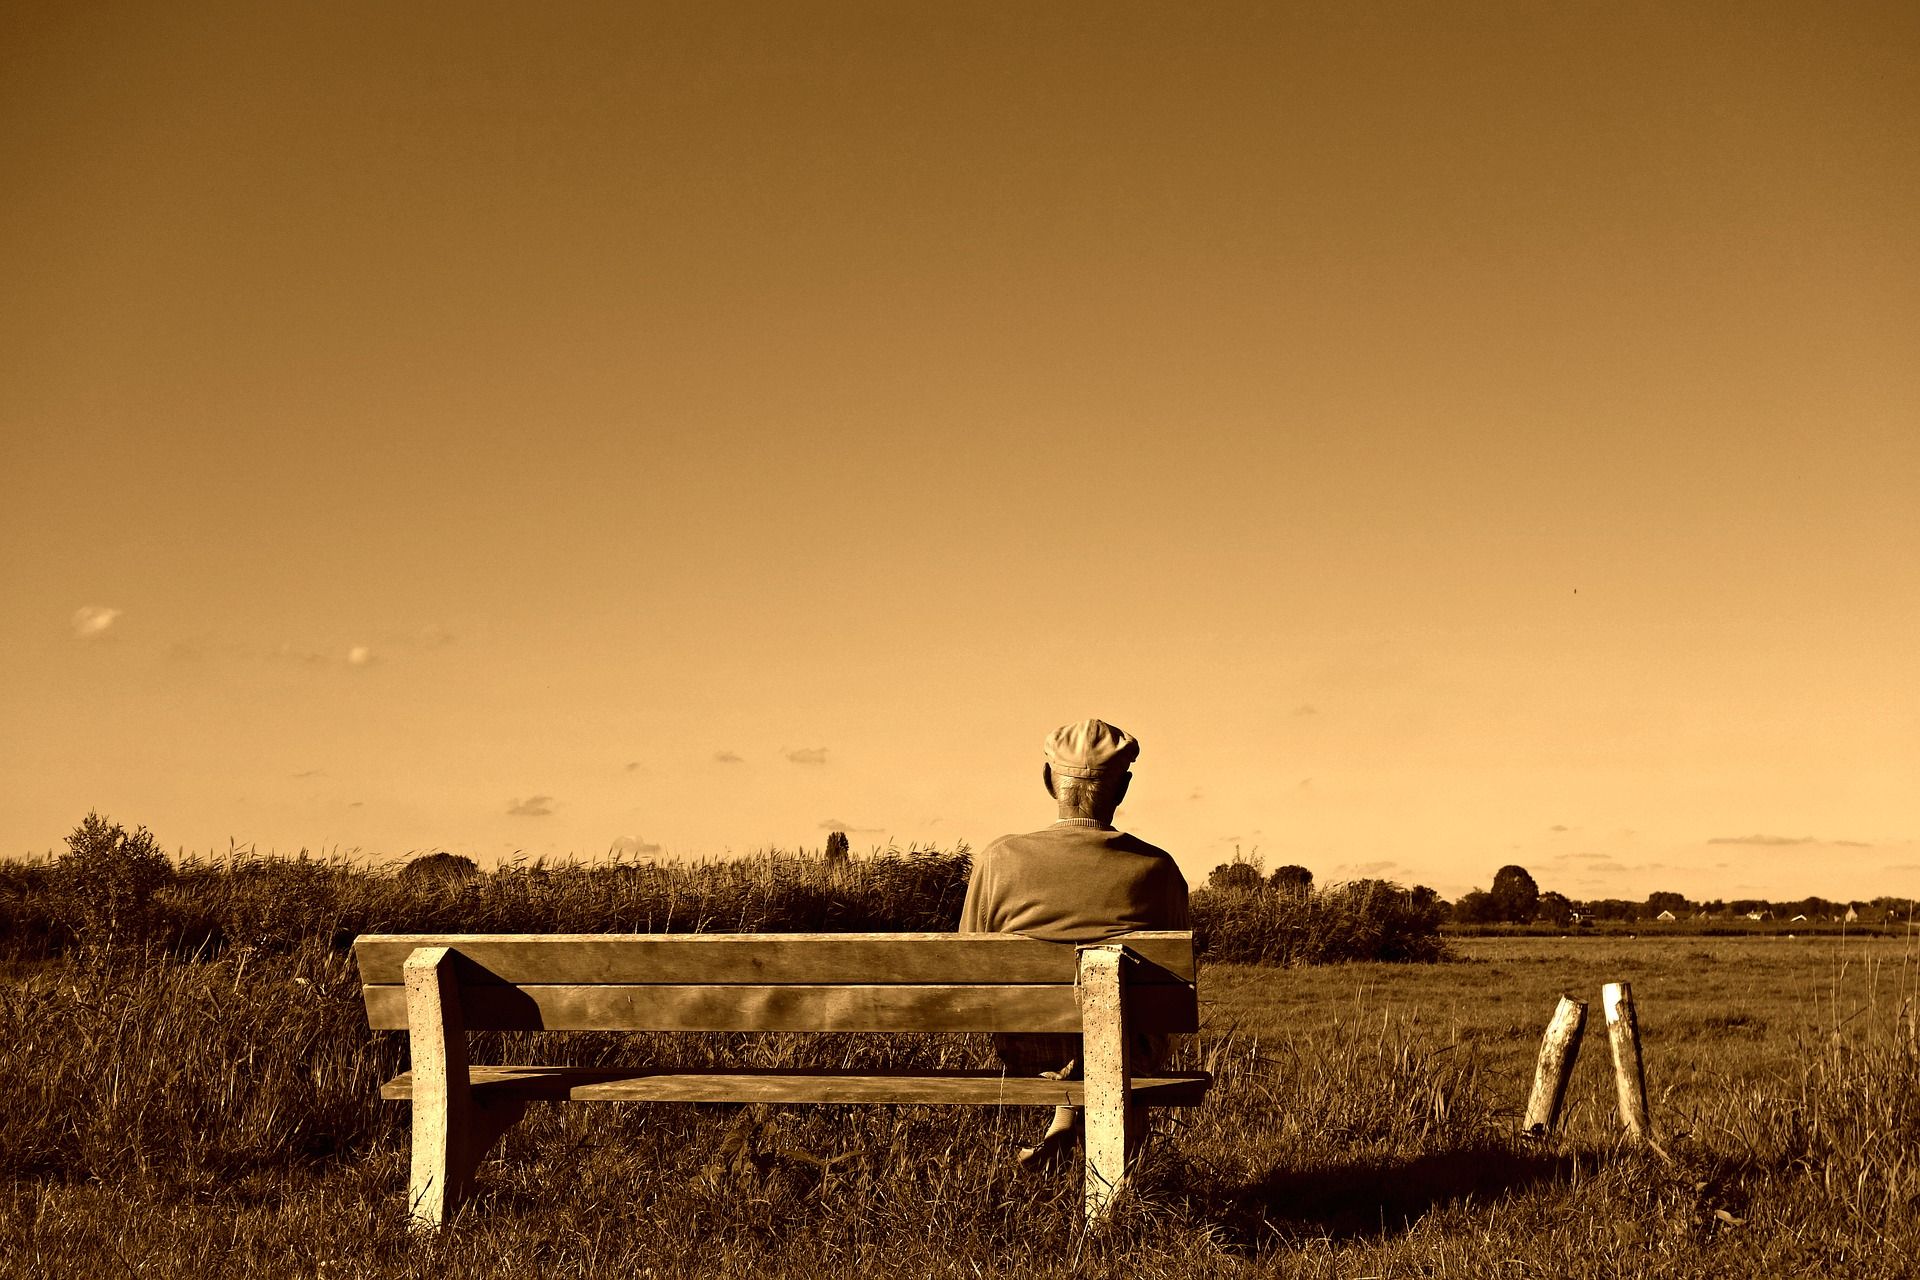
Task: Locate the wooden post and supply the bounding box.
[1602,980,1651,1141]
[1522,995,1587,1136]
[404,946,476,1228]
[1077,944,1136,1227]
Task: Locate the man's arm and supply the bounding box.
[958,846,995,932]
[1161,862,1191,930]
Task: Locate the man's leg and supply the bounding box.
[993,1033,1082,1170]
[1016,1104,1081,1170]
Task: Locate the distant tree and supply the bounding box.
[1268,864,1314,895]
[1208,860,1264,892]
[1488,865,1540,924]
[398,851,481,887]
[1453,889,1496,924]
[1646,891,1691,917]
[1536,891,1574,927]
[824,831,851,863]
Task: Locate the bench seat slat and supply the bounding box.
[353,932,1195,986]
[361,981,1200,1034]
[378,1065,1213,1107]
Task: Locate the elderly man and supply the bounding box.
[959,718,1190,1169]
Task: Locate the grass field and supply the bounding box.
[4,930,1915,1278]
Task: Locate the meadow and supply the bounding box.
[2,836,1916,1278]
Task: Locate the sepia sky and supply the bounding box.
[3,1,1915,900]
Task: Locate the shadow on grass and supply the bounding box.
[1205,1145,1585,1249]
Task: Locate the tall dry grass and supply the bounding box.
[1191,878,1448,965]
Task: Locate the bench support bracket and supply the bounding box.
[404,946,525,1228]
[1078,944,1138,1227]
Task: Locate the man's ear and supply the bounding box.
[1112,772,1131,809]
[1042,763,1056,800]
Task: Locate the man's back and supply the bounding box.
[959,818,1189,943]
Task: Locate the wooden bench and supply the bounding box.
[353,930,1210,1228]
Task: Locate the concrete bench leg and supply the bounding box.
[404,947,524,1228]
[1077,945,1137,1228]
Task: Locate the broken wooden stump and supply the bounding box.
[1522,994,1587,1136]
[1602,980,1652,1141]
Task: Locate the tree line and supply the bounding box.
[1207,857,1916,927]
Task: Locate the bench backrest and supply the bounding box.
[354,931,1197,1034]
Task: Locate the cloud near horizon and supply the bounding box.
[506,795,555,817]
[819,818,883,833]
[610,835,661,855]
[713,750,744,764]
[785,747,828,765]
[1708,834,1872,848]
[71,606,121,639]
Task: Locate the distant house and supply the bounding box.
[1656,909,1677,922]
[1844,906,1859,923]
[1743,911,1767,921]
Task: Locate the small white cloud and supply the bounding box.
[610,835,661,855]
[1291,703,1318,717]
[714,750,745,764]
[820,818,883,833]
[785,747,828,765]
[625,761,642,772]
[507,795,555,817]
[346,646,375,667]
[1549,824,1569,832]
[71,606,121,639]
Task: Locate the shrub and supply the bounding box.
[398,851,482,888]
[47,812,176,947]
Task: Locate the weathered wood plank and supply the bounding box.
[362,981,1199,1034]
[378,1065,1213,1107]
[353,932,1196,987]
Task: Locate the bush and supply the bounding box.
[46,812,176,948]
[398,851,482,888]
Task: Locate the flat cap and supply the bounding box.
[1043,718,1139,779]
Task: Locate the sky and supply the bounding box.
[3,1,1915,901]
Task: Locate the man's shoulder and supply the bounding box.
[980,824,1180,863]
[1108,829,1176,858]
